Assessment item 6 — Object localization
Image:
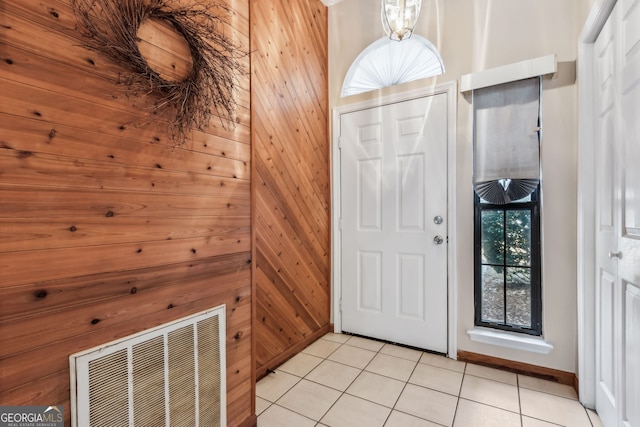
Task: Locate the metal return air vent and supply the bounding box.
[70,306,226,427]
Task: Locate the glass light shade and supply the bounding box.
[381,0,422,41]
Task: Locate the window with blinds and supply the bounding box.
[472,77,543,335]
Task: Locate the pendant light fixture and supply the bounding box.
[381,0,422,41]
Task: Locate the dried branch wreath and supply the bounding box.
[72,0,245,143]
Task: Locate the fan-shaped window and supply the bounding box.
[341,35,445,97]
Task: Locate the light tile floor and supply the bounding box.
[256,333,603,427]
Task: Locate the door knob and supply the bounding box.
[608,250,622,259]
[433,215,443,225]
[433,235,444,245]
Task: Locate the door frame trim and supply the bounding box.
[577,0,617,408]
[331,81,458,358]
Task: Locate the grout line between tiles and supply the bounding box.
[517,372,524,427]
[270,402,319,425]
[522,414,565,426]
[587,408,596,427]
[450,362,467,427]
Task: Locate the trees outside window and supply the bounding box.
[474,189,542,335]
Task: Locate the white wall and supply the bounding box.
[329,0,581,373]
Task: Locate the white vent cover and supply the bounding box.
[70,305,226,427]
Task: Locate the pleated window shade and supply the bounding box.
[473,77,541,204]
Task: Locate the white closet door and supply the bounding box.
[594,9,619,426]
[617,0,640,425]
[594,0,640,425]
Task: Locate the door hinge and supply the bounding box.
[338,137,343,149]
[339,299,342,313]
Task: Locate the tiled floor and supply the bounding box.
[256,333,603,427]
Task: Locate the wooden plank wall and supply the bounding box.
[251,0,331,378]
[0,0,255,425]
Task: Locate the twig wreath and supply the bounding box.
[72,0,245,143]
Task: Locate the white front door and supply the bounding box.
[594,0,640,425]
[339,93,448,353]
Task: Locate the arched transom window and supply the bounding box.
[341,35,445,97]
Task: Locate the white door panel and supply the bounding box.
[622,283,640,427]
[597,269,617,425]
[340,94,448,353]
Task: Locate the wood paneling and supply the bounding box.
[251,0,330,378]
[0,1,253,426]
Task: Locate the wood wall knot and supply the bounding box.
[130,287,137,294]
[90,318,100,325]
[34,290,48,299]
[234,331,243,340]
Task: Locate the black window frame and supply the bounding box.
[473,187,542,336]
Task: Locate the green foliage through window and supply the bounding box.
[474,190,541,335]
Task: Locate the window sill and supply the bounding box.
[467,328,554,354]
